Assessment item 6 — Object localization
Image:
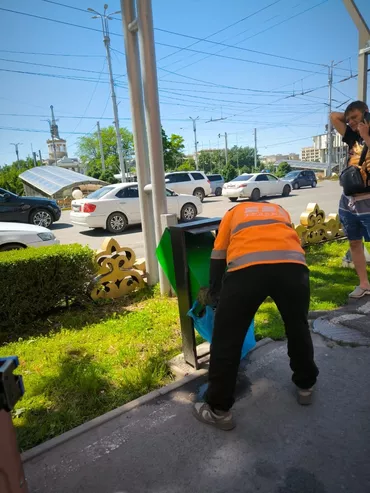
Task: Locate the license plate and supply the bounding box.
[72,205,81,212]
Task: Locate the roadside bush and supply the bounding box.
[0,244,96,329]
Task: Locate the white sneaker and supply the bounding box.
[193,402,235,430]
[349,286,370,298]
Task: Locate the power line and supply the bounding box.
[39,0,88,14]
[0,57,117,76]
[1,7,330,76]
[159,1,328,76]
[158,0,284,63]
[155,28,327,69]
[0,49,104,58]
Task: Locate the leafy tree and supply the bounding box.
[228,145,258,171]
[222,163,237,183]
[0,157,35,194]
[275,161,292,178]
[177,159,196,172]
[77,126,134,180]
[198,149,224,174]
[161,128,185,170]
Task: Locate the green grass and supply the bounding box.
[1,241,367,451]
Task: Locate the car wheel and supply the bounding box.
[293,182,299,190]
[312,181,317,188]
[251,188,261,201]
[106,212,128,233]
[215,187,222,196]
[282,185,291,197]
[181,203,197,222]
[30,209,53,228]
[0,243,26,252]
[229,197,238,202]
[193,188,205,202]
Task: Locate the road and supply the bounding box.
[51,180,342,256]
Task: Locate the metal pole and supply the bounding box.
[10,143,22,165]
[254,128,258,171]
[136,0,169,294]
[103,30,126,182]
[96,121,106,171]
[189,116,199,170]
[327,61,333,177]
[342,0,370,101]
[224,132,228,165]
[38,150,42,165]
[120,0,158,286]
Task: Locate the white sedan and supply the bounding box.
[222,173,291,202]
[0,222,59,252]
[70,182,203,233]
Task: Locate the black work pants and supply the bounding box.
[205,263,319,411]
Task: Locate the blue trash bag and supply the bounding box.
[187,301,256,360]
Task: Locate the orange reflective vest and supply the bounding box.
[212,202,306,272]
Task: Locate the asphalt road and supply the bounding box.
[51,180,342,256]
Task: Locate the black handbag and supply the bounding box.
[340,143,369,196]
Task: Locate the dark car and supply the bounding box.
[0,188,61,228]
[283,170,317,190]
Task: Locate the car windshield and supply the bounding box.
[231,175,253,182]
[86,186,115,199]
[284,172,300,179]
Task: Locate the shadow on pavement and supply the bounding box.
[78,225,143,237]
[51,223,74,230]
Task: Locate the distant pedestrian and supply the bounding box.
[193,202,319,430]
[331,101,370,298]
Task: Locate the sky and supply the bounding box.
[0,0,369,167]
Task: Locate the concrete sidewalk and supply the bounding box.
[24,309,370,493]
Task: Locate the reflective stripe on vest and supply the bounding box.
[231,219,292,235]
[211,249,227,259]
[228,250,306,269]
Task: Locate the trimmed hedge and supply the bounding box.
[0,244,96,328]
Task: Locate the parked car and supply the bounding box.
[70,182,203,233]
[164,171,211,202]
[0,188,61,228]
[282,170,317,189]
[207,174,225,196]
[0,222,59,252]
[222,173,291,202]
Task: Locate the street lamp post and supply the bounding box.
[10,143,22,165]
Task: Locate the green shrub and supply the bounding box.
[0,244,96,329]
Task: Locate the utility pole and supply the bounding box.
[327,61,333,177]
[189,116,199,170]
[38,150,43,165]
[254,128,258,171]
[136,0,169,294]
[10,143,22,164]
[96,121,105,171]
[88,5,126,182]
[218,132,228,165]
[120,0,158,285]
[343,0,370,101]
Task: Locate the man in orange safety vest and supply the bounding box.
[193,201,319,430]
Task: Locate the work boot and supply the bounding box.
[297,387,314,406]
[193,402,235,430]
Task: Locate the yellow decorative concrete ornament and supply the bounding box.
[294,203,344,245]
[91,238,145,300]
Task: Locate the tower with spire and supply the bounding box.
[46,105,67,164]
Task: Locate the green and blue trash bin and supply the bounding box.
[156,218,256,369]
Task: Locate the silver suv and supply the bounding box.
[207,174,225,196]
[165,171,211,202]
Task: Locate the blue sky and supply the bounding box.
[0,0,369,166]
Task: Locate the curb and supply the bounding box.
[21,338,272,464]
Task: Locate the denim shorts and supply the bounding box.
[339,194,370,241]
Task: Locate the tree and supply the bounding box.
[0,157,35,194]
[177,159,196,172]
[275,161,292,178]
[77,125,134,180]
[222,163,237,183]
[228,146,259,171]
[198,149,223,174]
[161,128,185,170]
